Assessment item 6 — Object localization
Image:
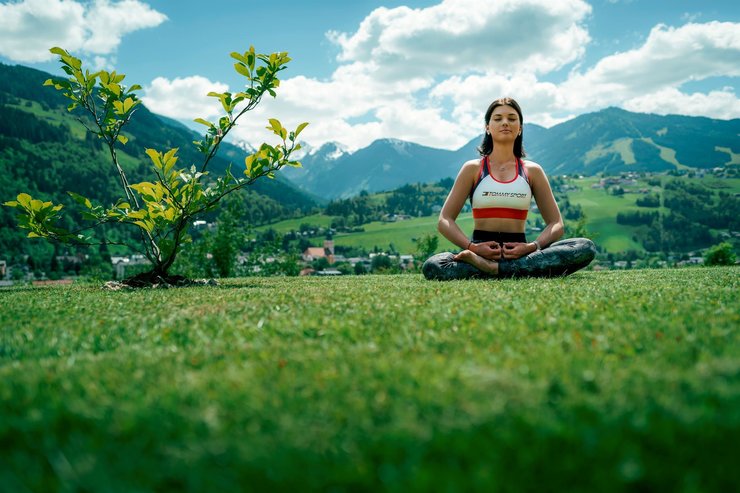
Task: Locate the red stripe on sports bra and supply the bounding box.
[473,207,529,220]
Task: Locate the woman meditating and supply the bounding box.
[423,97,596,280]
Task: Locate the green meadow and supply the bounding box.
[258,175,740,255]
[1,267,739,491]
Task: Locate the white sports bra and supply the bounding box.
[470,156,532,220]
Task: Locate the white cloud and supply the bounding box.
[0,0,166,63]
[623,87,740,120]
[561,22,740,110]
[431,72,565,129]
[141,76,229,120]
[82,0,167,54]
[427,20,740,138]
[328,0,591,79]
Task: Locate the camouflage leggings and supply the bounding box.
[422,238,597,281]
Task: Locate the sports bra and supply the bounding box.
[470,156,532,220]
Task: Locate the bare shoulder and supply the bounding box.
[457,158,481,178]
[522,159,544,173]
[462,158,480,170]
[522,159,548,180]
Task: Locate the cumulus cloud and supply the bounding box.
[142,76,229,120]
[327,0,591,79]
[0,0,166,63]
[623,87,740,120]
[431,72,565,130]
[561,22,740,110]
[427,20,740,143]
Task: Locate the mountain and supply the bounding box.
[283,139,459,198]
[281,108,739,199]
[0,63,317,258]
[525,107,740,175]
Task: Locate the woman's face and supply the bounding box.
[486,104,521,140]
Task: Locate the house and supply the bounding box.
[0,260,6,279]
[302,240,335,264]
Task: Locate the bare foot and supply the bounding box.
[453,250,499,275]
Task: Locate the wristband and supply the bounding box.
[467,241,473,250]
[533,240,541,251]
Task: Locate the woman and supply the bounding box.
[423,97,595,280]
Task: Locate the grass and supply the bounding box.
[333,214,475,253]
[1,267,739,492]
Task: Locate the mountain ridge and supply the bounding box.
[282,107,740,199]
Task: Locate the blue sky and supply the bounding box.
[1,0,738,152]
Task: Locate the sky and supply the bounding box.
[0,0,739,152]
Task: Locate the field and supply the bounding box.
[257,175,740,255]
[1,267,739,491]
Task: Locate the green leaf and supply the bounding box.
[295,122,309,137]
[230,51,248,64]
[3,200,19,207]
[16,193,32,209]
[49,47,67,56]
[108,83,121,97]
[268,118,282,134]
[145,149,163,170]
[123,97,135,113]
[162,148,179,175]
[68,192,92,209]
[81,211,100,221]
[133,220,153,233]
[193,118,213,128]
[117,135,129,144]
[234,63,250,77]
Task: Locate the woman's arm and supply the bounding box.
[527,162,564,249]
[437,160,478,249]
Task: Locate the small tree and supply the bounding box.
[4,46,307,286]
[704,242,737,266]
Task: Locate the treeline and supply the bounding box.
[325,178,453,227]
[617,210,659,226]
[0,105,72,144]
[629,179,740,252]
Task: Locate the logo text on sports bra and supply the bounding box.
[481,191,529,198]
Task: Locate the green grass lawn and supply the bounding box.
[1,268,739,491]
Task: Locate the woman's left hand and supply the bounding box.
[502,242,535,260]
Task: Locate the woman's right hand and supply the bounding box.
[470,241,502,260]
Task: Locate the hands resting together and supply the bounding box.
[454,241,534,261]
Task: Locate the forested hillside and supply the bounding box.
[0,63,317,266]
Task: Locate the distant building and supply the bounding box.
[0,260,6,279]
[302,240,335,264]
